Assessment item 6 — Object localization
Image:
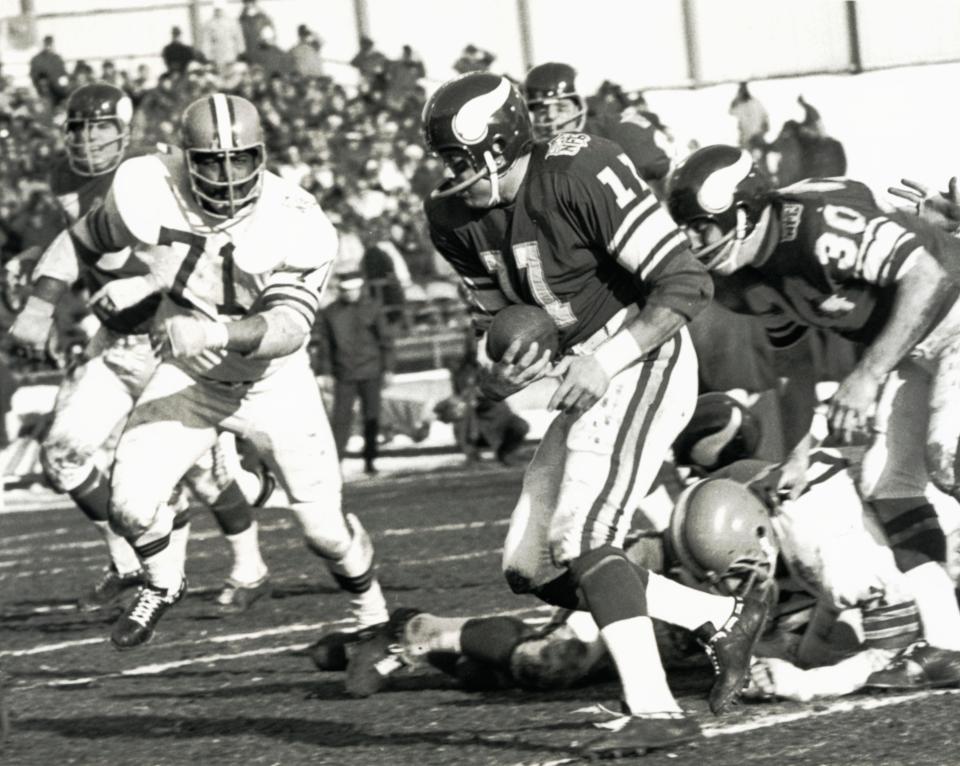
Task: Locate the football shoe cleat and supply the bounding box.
[111,580,186,650]
[580,711,702,758]
[697,595,769,714]
[77,566,145,611]
[215,574,272,614]
[865,642,960,689]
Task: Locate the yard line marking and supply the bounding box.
[382,520,509,537]
[0,519,507,574]
[2,527,70,543]
[9,605,555,686]
[700,687,960,738]
[0,520,296,557]
[405,549,502,565]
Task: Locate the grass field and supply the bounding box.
[2,460,959,766]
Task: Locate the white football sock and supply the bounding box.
[350,580,388,629]
[601,616,681,714]
[905,562,960,650]
[224,522,269,585]
[645,571,736,631]
[134,506,183,594]
[93,520,141,576]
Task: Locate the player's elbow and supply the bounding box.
[244,306,310,359]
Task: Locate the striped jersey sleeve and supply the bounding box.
[856,216,922,285]
[259,259,332,328]
[568,151,689,283]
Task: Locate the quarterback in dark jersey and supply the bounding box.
[7,83,272,617]
[524,62,672,195]
[411,73,768,756]
[667,144,960,658]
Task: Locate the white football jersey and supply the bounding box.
[770,449,908,608]
[85,149,338,382]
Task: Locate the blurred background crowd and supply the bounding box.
[0,0,847,399]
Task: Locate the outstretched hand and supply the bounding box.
[888,177,960,231]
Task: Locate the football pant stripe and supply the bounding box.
[212,93,234,150]
[579,331,684,552]
[607,193,656,254]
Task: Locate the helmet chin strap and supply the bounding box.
[704,206,771,273]
[483,150,501,207]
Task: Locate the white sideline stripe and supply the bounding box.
[701,687,960,739]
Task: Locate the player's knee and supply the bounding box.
[108,489,160,538]
[300,509,358,561]
[39,438,94,493]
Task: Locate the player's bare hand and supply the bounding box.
[8,298,55,360]
[546,354,610,415]
[479,339,552,400]
[828,367,882,444]
[776,435,812,501]
[888,177,960,231]
[154,316,226,358]
[89,274,160,319]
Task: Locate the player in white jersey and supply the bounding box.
[40,93,388,648]
[8,83,272,613]
[345,404,960,700]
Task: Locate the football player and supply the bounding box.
[8,83,271,613]
[417,73,769,756]
[32,93,389,648]
[343,398,960,701]
[666,145,960,658]
[524,62,672,196]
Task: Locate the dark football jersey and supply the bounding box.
[586,110,671,184]
[48,154,159,334]
[426,134,703,352]
[726,178,960,346]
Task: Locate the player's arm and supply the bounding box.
[427,213,550,400]
[572,167,712,380]
[548,165,712,413]
[161,259,335,360]
[829,243,955,441]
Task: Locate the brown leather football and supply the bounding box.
[485,304,559,363]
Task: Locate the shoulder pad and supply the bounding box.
[234,173,337,274]
[110,154,182,245]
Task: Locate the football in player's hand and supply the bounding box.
[486,304,559,363]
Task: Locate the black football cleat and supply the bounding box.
[215,575,272,614]
[111,580,186,650]
[866,642,960,689]
[77,566,145,611]
[698,595,769,714]
[344,607,423,697]
[581,712,702,759]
